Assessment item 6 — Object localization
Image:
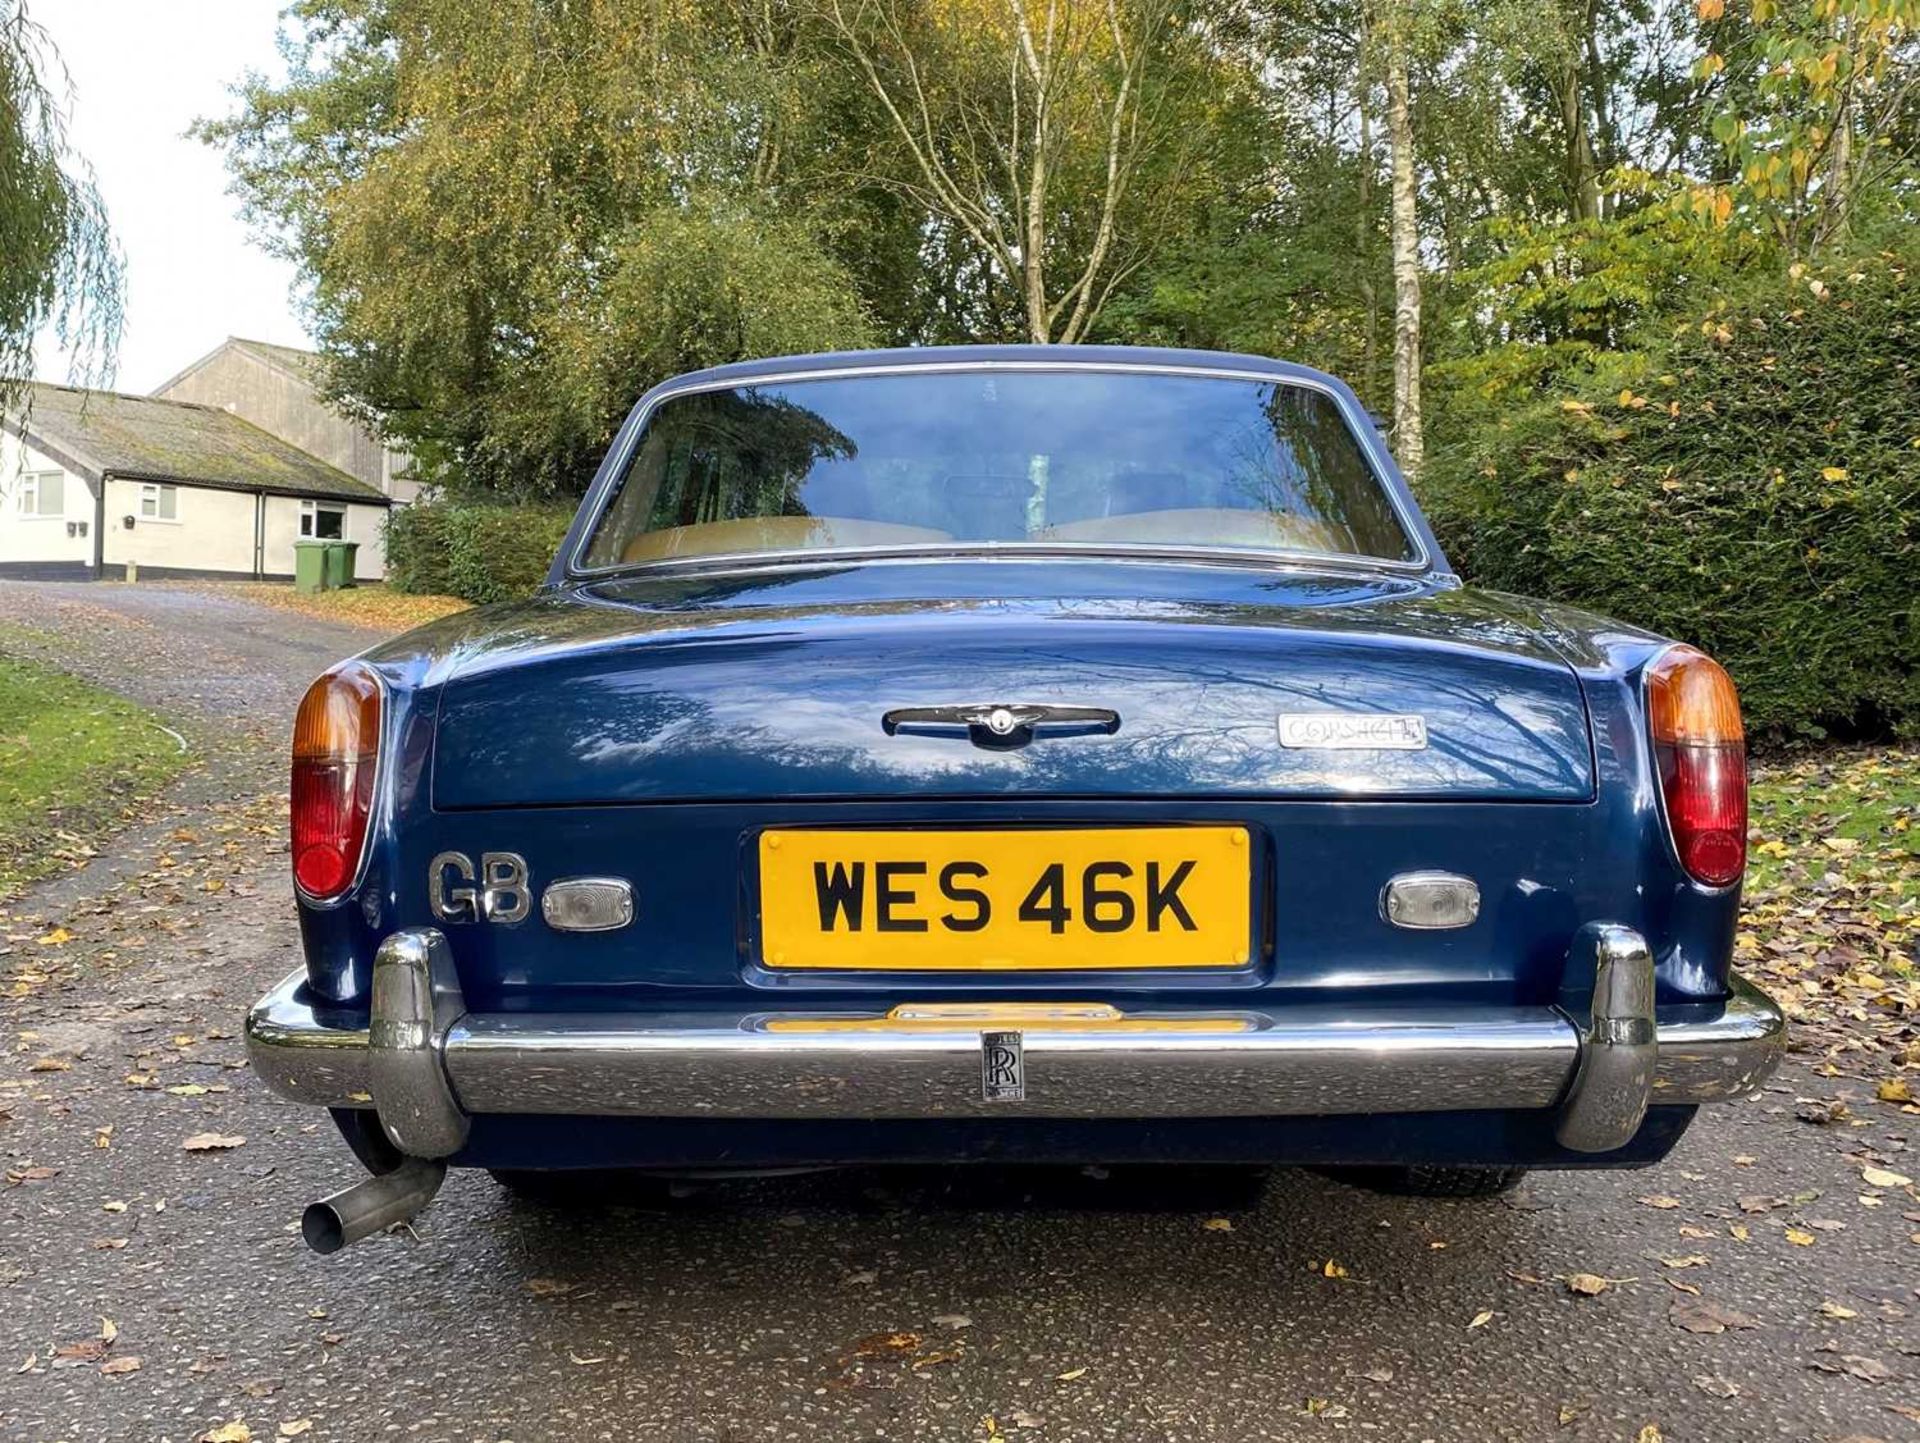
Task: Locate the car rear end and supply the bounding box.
[245,349,1782,1245]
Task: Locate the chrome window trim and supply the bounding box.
[563,359,1435,581]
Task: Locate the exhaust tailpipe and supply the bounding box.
[302,1157,447,1255]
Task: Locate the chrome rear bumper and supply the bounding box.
[247,925,1784,1159]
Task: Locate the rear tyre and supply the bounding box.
[1325,1164,1529,1198]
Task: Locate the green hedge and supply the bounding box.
[1424,247,1918,740]
[382,503,456,597]
[385,502,575,604]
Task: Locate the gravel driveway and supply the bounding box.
[0,580,1914,1443]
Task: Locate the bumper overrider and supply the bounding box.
[250,924,1783,1184]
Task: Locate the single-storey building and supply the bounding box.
[154,337,424,506]
[1,382,392,582]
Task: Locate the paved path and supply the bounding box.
[0,580,1914,1443]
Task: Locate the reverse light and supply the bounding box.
[1646,645,1746,888]
[291,662,383,901]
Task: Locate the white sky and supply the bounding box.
[30,0,309,393]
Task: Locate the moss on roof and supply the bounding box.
[14,383,388,504]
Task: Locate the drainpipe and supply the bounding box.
[92,471,108,580]
[254,491,265,579]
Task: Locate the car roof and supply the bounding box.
[645,345,1346,396]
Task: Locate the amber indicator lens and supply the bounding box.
[1645,646,1746,887]
[291,663,381,900]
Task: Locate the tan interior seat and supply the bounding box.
[621,515,954,562]
[1033,507,1352,554]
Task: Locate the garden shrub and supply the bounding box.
[382,502,456,597]
[385,501,574,604]
[1423,246,1917,740]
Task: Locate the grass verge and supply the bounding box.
[0,653,188,899]
[160,580,470,634]
[1739,746,1918,1069]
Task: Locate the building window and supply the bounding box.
[300,501,346,539]
[18,470,64,517]
[139,483,178,520]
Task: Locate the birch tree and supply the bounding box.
[819,0,1199,343]
[1379,3,1424,480]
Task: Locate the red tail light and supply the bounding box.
[1646,645,1746,888]
[291,662,382,901]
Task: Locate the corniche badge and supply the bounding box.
[1277,713,1429,751]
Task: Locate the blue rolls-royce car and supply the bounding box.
[246,346,1783,1252]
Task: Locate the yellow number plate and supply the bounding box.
[758,826,1252,971]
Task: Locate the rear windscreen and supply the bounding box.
[580,368,1416,568]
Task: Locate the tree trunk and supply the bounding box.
[1813,84,1854,255]
[1583,13,1618,219]
[1357,32,1378,412]
[1559,0,1601,222]
[1385,31,1423,483]
[1558,62,1601,222]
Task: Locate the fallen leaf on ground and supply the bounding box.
[181,1133,246,1151]
[1468,1310,1496,1329]
[1879,1078,1914,1104]
[51,1338,109,1368]
[1862,1167,1912,1189]
[1202,1217,1233,1231]
[1321,1259,1349,1278]
[101,1200,126,1213]
[1797,1099,1849,1125]
[37,927,73,945]
[1807,1354,1892,1384]
[1819,1301,1859,1319]
[200,1424,251,1443]
[1660,1254,1711,1269]
[1056,1367,1088,1381]
[1692,1374,1738,1398]
[1637,1425,1663,1443]
[278,1425,312,1439]
[1785,1228,1817,1246]
[1638,1195,1682,1210]
[1670,1298,1760,1334]
[524,1279,575,1297]
[932,1314,972,1330]
[27,1057,71,1073]
[1565,1273,1610,1297]
[100,1356,142,1375]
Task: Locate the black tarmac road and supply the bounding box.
[0,580,1914,1443]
